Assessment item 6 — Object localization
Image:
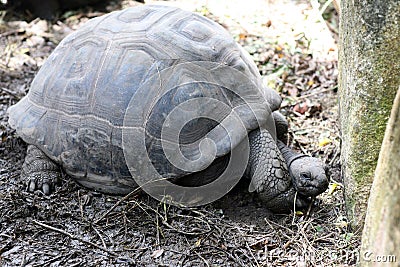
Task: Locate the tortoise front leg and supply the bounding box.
[22,145,61,195]
[246,128,310,212]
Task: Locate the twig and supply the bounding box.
[313,232,335,242]
[296,140,309,155]
[77,190,84,219]
[296,86,337,100]
[305,197,315,218]
[32,219,118,257]
[191,245,239,264]
[328,146,340,165]
[0,87,21,100]
[264,218,295,234]
[292,191,298,225]
[19,254,27,267]
[310,0,338,42]
[92,225,107,250]
[282,221,311,250]
[0,240,13,254]
[245,241,260,267]
[319,0,334,15]
[34,254,68,267]
[94,188,140,223]
[194,251,210,267]
[161,217,211,236]
[0,29,25,38]
[156,205,161,246]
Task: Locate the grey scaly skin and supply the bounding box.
[244,111,328,212]
[23,145,61,195]
[246,128,309,212]
[245,129,328,212]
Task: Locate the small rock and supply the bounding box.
[27,35,45,47]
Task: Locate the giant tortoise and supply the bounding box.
[8,5,329,212]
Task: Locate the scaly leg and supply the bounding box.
[22,145,61,195]
[246,128,310,212]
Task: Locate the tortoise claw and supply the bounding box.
[42,182,51,195]
[22,145,61,195]
[27,178,37,193]
[26,173,60,195]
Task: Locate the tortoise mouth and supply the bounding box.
[293,172,329,197]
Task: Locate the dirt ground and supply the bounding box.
[0,0,360,266]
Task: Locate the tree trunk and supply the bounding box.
[339,0,400,229]
[361,88,400,266]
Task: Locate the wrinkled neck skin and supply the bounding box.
[276,140,308,169]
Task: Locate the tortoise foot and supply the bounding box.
[263,187,311,213]
[22,145,61,195]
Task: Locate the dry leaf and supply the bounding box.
[195,238,202,247]
[318,137,332,147]
[263,20,272,27]
[239,33,247,40]
[151,248,164,259]
[328,183,340,195]
[334,221,348,228]
[293,102,309,114]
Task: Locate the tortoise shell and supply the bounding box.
[8,5,281,194]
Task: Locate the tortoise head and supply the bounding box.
[289,156,329,197]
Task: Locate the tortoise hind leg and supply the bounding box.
[22,145,61,195]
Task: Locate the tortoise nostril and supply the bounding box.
[300,172,311,180]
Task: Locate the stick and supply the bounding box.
[0,87,21,100]
[32,219,118,257]
[94,188,140,223]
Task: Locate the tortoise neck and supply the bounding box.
[276,140,308,168]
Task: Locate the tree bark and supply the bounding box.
[360,88,400,266]
[339,0,400,229]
